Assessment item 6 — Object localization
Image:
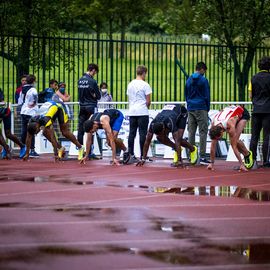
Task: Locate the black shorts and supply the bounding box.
[176,106,187,130]
[241,108,250,121]
[0,108,11,131]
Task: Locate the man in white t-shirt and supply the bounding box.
[124,65,152,164]
[19,74,39,157]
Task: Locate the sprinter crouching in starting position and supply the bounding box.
[24,101,84,161]
[82,109,129,165]
[208,105,253,171]
[137,104,198,167]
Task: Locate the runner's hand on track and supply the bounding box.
[79,156,87,165]
[111,158,120,166]
[136,159,146,167]
[239,164,248,172]
[171,161,184,168]
[22,154,29,161]
[207,163,214,170]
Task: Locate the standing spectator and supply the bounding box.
[51,81,72,140]
[249,56,270,168]
[185,62,210,165]
[77,63,101,159]
[14,74,27,134]
[52,82,72,118]
[19,74,39,157]
[15,75,27,104]
[98,82,113,109]
[126,65,152,163]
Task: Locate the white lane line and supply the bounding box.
[0,181,20,185]
[0,201,269,211]
[126,265,270,270]
[0,171,261,197]
[0,216,270,227]
[1,167,175,180]
[153,171,269,185]
[1,236,270,248]
[0,185,113,197]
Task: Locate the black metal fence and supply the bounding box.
[1,35,270,103]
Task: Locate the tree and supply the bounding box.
[151,0,196,36]
[195,0,270,100]
[0,0,76,89]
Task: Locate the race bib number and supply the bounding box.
[162,104,175,111]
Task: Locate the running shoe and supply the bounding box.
[200,158,211,165]
[190,145,198,165]
[128,155,139,164]
[1,148,7,159]
[19,145,27,159]
[122,152,131,164]
[58,147,66,159]
[88,153,101,160]
[78,146,85,160]
[173,151,178,163]
[244,150,254,169]
[29,150,40,158]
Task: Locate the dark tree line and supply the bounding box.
[1,0,270,100]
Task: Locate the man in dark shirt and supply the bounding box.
[137,104,198,167]
[249,56,270,167]
[77,63,101,159]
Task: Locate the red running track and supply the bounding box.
[0,155,270,270]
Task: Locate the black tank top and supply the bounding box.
[90,109,120,128]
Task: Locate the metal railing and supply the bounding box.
[1,35,270,103]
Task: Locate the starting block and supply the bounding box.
[35,131,54,154]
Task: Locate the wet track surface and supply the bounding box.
[0,156,270,270]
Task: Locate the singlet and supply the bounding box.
[38,101,68,126]
[212,105,244,130]
[90,109,120,128]
[150,104,186,133]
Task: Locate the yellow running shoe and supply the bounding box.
[173,151,178,163]
[58,147,66,159]
[78,146,85,160]
[190,145,198,165]
[173,147,183,163]
[244,150,254,169]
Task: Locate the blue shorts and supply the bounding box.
[111,111,124,132]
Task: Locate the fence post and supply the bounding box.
[42,35,46,92]
[174,43,177,99]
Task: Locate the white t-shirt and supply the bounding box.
[127,79,152,116]
[20,87,39,116]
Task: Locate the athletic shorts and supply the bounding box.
[111,111,124,132]
[45,104,68,127]
[0,108,11,131]
[240,107,250,121]
[176,106,188,130]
